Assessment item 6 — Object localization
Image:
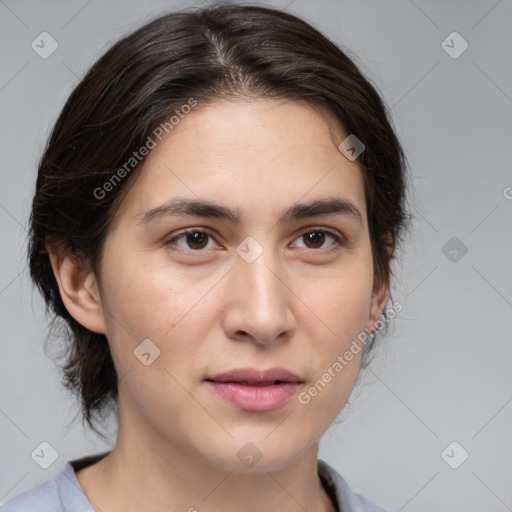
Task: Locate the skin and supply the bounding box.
[49,98,389,512]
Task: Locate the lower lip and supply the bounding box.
[206,381,302,411]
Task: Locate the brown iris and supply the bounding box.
[186,231,209,250]
[303,231,326,249]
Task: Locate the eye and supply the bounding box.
[290,229,344,251]
[164,228,218,251]
[164,227,344,253]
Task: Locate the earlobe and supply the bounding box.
[48,248,107,334]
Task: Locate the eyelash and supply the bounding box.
[164,227,345,253]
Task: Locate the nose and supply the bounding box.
[221,247,297,346]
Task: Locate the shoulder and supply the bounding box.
[318,459,390,512]
[1,461,93,512]
[1,474,63,512]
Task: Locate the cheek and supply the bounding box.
[98,247,219,382]
[294,252,373,401]
[100,249,189,335]
[299,252,374,343]
[98,256,211,419]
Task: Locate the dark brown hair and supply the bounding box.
[28,2,410,436]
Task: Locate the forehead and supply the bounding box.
[114,98,367,224]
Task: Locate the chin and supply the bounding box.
[198,432,315,474]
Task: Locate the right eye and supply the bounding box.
[164,228,220,252]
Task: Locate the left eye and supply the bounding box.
[291,230,342,250]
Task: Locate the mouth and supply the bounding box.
[207,380,289,386]
[204,367,303,411]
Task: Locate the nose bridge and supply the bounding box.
[240,248,281,308]
[225,239,294,343]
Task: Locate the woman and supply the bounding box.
[3,3,408,511]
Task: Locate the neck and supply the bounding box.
[75,405,336,512]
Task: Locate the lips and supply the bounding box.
[205,367,303,411]
[205,367,302,385]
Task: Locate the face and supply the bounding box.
[90,99,387,472]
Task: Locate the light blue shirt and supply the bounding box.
[1,453,389,512]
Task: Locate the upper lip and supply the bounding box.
[206,367,302,384]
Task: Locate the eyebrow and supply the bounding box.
[137,196,363,226]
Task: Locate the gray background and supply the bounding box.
[1,0,511,510]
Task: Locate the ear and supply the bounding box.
[366,278,389,331]
[365,234,394,331]
[47,247,107,334]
